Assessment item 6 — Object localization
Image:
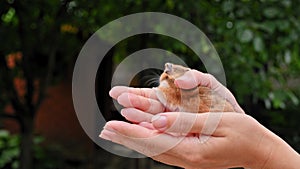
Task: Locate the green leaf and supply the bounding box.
[284,50,291,64]
[277,20,290,31]
[256,21,277,34]
[287,91,299,105]
[0,141,5,149]
[273,98,285,109]
[263,7,280,18]
[222,0,234,13]
[12,161,19,169]
[253,36,264,52]
[33,136,44,144]
[264,98,272,109]
[166,0,175,10]
[0,130,9,138]
[7,135,19,147]
[238,29,253,43]
[1,7,15,23]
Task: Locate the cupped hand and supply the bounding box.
[102,69,300,168]
[109,70,244,122]
[100,110,299,169]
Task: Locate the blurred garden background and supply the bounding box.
[1,0,300,169]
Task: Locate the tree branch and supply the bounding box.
[36,0,71,109]
[13,0,72,112]
[13,0,35,116]
[35,47,57,109]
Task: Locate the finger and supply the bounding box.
[121,108,154,123]
[117,93,165,114]
[110,86,158,100]
[100,121,185,157]
[101,121,152,138]
[151,112,225,136]
[174,70,216,89]
[174,70,245,114]
[139,122,155,130]
[100,127,189,168]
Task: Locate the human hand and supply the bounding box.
[109,86,166,122]
[100,110,300,169]
[103,69,300,168]
[109,69,244,121]
[173,69,244,114]
[108,69,246,158]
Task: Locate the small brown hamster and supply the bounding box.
[155,63,235,113]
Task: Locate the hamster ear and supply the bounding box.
[164,63,173,74]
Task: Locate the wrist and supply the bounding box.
[247,128,300,169]
[262,137,300,169]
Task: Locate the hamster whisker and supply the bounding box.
[142,74,160,87]
[145,77,159,87]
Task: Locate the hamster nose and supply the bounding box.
[165,63,172,73]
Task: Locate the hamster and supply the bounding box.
[155,63,235,113]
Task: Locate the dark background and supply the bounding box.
[1,0,300,169]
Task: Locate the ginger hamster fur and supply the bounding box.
[155,63,235,113]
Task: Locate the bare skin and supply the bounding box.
[100,70,300,169]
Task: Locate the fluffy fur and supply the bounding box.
[155,63,234,113]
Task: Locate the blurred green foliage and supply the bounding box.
[0,130,19,169]
[0,130,60,169]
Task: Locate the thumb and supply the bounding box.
[151,112,222,135]
[174,70,200,89]
[174,70,245,114]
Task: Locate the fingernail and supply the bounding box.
[109,90,114,98]
[117,93,133,107]
[120,108,129,117]
[174,76,188,88]
[175,75,188,81]
[151,114,167,130]
[103,125,117,133]
[109,86,118,98]
[99,127,117,141]
[99,132,111,141]
[99,129,113,141]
